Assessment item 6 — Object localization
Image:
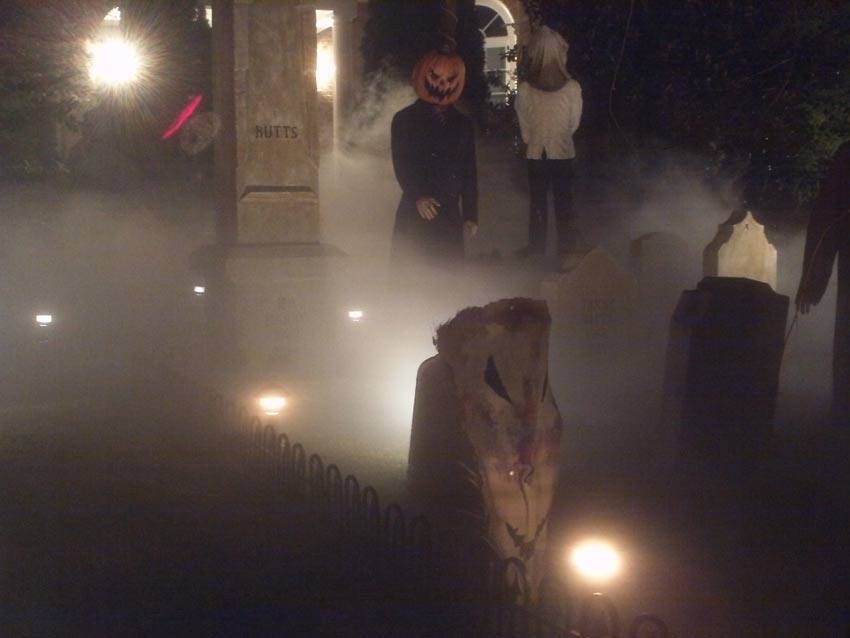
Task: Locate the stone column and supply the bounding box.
[221,0,320,244]
[203,0,346,390]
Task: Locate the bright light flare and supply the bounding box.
[347,309,364,322]
[316,42,335,92]
[570,540,622,582]
[258,394,287,416]
[35,314,53,327]
[193,285,206,296]
[88,38,142,86]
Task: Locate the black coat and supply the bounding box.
[391,100,478,262]
[800,141,850,424]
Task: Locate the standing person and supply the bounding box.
[795,140,850,427]
[391,49,478,265]
[514,25,584,259]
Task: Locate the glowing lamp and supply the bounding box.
[316,42,336,92]
[347,309,364,322]
[193,285,206,296]
[35,314,53,327]
[88,38,141,86]
[570,540,622,582]
[258,394,287,416]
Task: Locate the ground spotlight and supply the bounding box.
[258,393,287,416]
[347,309,364,322]
[193,285,206,296]
[569,540,622,583]
[35,314,54,328]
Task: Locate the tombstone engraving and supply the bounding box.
[214,0,319,245]
[199,0,348,384]
[541,247,638,355]
[703,210,778,290]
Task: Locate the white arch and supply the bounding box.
[475,0,517,102]
[475,0,516,49]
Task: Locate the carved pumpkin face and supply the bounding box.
[412,50,466,106]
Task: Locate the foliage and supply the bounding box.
[361,0,488,117]
[0,0,211,178]
[0,1,112,171]
[519,0,850,216]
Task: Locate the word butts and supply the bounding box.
[254,125,299,139]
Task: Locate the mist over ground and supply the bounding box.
[1,78,847,637]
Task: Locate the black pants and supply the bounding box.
[526,158,580,254]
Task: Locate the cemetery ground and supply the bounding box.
[2,142,850,637]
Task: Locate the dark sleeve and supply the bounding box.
[461,118,478,224]
[391,110,426,200]
[800,142,850,302]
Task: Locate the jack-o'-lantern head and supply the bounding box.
[412,49,466,106]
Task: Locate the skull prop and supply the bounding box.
[408,298,563,591]
[412,49,466,106]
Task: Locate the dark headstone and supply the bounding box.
[664,277,789,459]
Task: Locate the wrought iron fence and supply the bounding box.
[224,408,671,638]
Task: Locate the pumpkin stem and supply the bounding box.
[438,0,458,53]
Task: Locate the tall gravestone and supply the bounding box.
[200,0,345,385]
[214,0,319,243]
[664,211,788,461]
[541,247,638,359]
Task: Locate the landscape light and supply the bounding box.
[35,314,53,327]
[193,285,206,296]
[347,309,364,322]
[88,38,142,86]
[258,394,287,416]
[570,540,622,583]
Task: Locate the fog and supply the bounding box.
[1,78,846,636]
[0,75,835,508]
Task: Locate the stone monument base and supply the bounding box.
[191,242,348,391]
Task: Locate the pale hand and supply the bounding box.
[416,197,440,221]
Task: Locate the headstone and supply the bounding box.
[630,232,693,297]
[408,298,562,595]
[703,210,778,290]
[234,0,319,244]
[200,0,346,385]
[541,247,638,356]
[663,277,789,461]
[629,231,694,332]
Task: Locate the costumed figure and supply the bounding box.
[391,3,478,264]
[795,141,850,427]
[515,25,584,258]
[408,298,563,594]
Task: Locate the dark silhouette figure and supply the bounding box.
[390,100,478,263]
[796,141,850,426]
